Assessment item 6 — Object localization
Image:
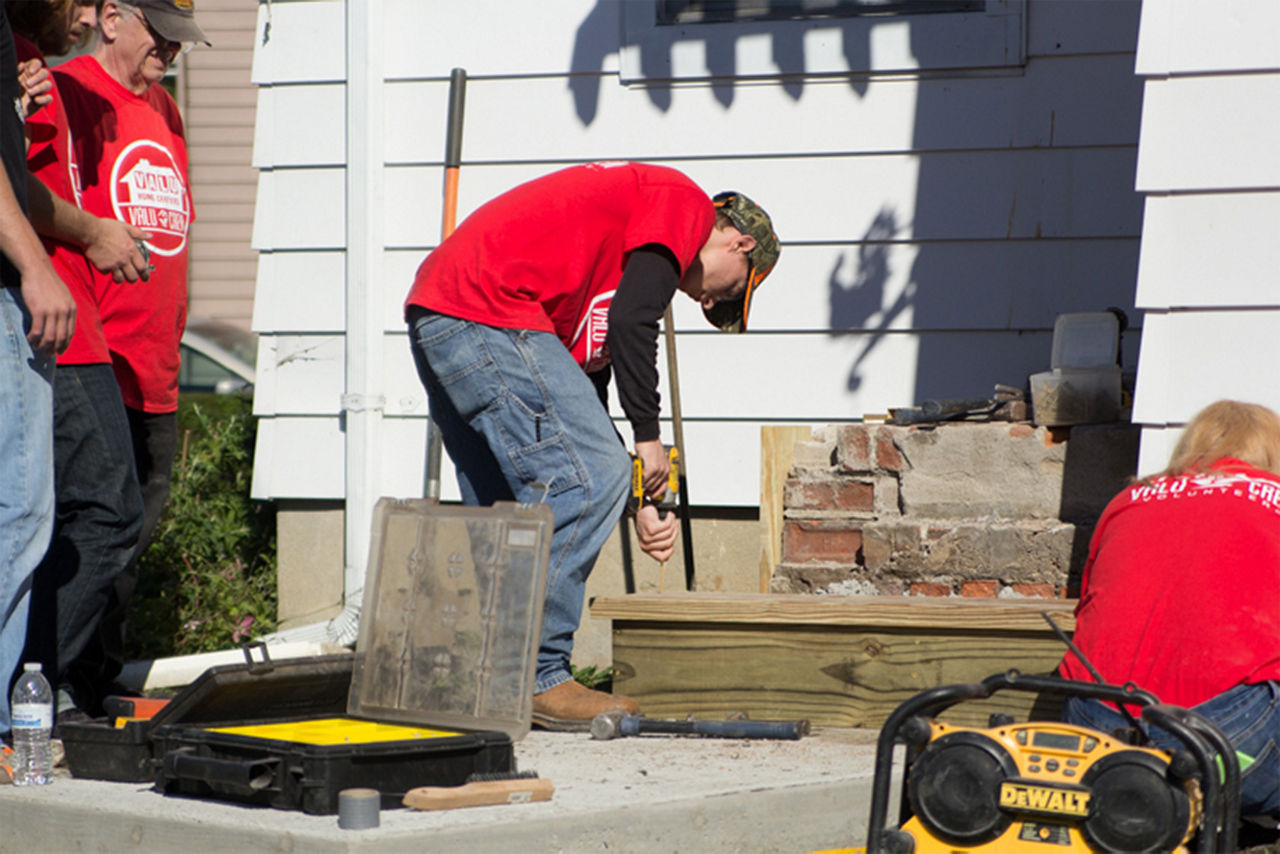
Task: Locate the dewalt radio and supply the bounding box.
[859,670,1242,853]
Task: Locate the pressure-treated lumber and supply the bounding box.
[759,426,812,592]
[593,593,1077,729]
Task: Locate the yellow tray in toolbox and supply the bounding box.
[205,717,463,745]
[147,498,554,815]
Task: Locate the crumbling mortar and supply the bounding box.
[782,509,877,522]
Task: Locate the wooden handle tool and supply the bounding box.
[402,777,554,811]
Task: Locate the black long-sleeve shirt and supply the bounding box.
[590,244,681,443]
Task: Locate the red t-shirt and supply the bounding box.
[54,55,192,413]
[1060,458,1280,708]
[16,35,108,365]
[404,161,715,371]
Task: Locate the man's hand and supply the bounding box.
[634,438,670,499]
[634,503,678,563]
[17,59,52,117]
[22,262,75,355]
[85,217,152,282]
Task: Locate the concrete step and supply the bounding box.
[0,728,890,853]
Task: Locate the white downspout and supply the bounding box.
[260,0,383,647]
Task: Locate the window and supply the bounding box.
[658,0,984,26]
[620,0,1026,83]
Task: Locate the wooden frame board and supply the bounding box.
[592,594,1078,729]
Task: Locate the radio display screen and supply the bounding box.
[1031,731,1081,751]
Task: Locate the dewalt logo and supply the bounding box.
[999,782,1091,818]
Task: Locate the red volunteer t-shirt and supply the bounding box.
[16,35,109,364]
[55,55,192,413]
[404,161,715,371]
[1060,458,1280,708]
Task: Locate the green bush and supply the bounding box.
[127,394,277,659]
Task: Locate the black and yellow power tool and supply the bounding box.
[627,445,680,517]
[852,670,1241,854]
[627,445,681,591]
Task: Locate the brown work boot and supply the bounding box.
[531,680,640,732]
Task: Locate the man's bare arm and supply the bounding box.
[27,177,151,282]
[0,166,74,354]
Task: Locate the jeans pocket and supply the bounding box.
[492,418,583,499]
[1238,737,1280,817]
[413,318,492,386]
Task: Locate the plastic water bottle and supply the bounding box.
[10,662,53,786]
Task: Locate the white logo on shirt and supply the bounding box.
[110,138,189,257]
[1129,470,1280,511]
[568,289,614,371]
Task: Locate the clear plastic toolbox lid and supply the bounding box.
[349,499,552,740]
[1051,312,1119,370]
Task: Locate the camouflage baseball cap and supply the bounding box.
[703,191,780,334]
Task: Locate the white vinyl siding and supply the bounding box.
[1130,2,1280,475]
[250,0,1145,504]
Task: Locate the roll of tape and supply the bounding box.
[337,787,381,830]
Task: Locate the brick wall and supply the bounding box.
[771,422,1139,599]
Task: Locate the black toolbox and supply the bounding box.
[62,499,553,815]
[60,648,355,785]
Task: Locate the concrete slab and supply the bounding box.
[0,728,895,853]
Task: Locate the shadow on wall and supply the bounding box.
[829,208,910,393]
[569,3,877,124]
[568,1,1145,405]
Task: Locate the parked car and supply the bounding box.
[179,318,257,395]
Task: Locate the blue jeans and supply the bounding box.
[25,364,142,712]
[1063,681,1280,818]
[0,286,55,733]
[408,310,631,693]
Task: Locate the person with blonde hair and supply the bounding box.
[1059,399,1280,819]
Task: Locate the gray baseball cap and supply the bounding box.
[134,0,210,46]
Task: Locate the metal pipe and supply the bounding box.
[336,0,386,645]
[424,68,467,502]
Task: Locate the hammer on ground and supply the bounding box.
[590,711,810,741]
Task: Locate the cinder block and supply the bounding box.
[896,423,1067,519]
